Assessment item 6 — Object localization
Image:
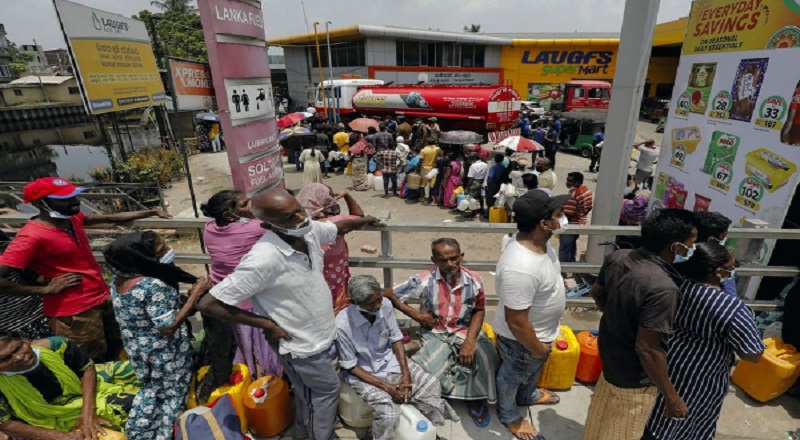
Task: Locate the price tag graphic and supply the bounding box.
[675,92,691,117]
[709,161,732,193]
[755,96,787,130]
[670,144,687,169]
[709,90,732,119]
[735,177,765,212]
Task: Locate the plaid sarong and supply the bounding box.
[583,375,658,440]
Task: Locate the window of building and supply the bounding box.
[13,89,22,97]
[68,86,80,95]
[310,40,365,68]
[0,64,10,77]
[396,42,485,67]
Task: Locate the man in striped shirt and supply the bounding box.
[559,172,593,264]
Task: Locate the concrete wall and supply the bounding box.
[1,78,82,106]
[365,38,397,66]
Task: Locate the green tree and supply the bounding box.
[134,9,207,68]
[463,23,481,33]
[149,0,196,14]
[7,43,34,75]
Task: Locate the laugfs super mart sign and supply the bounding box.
[198,0,282,196]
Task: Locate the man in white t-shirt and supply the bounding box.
[633,140,660,188]
[493,189,568,439]
[198,188,382,440]
[465,154,488,217]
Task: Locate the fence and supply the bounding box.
[1,215,795,311]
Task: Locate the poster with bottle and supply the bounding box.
[656,0,800,299]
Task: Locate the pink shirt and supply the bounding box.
[203,219,267,308]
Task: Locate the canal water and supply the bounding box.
[50,144,113,181]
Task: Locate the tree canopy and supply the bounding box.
[463,24,481,33]
[134,7,207,68]
[149,0,196,14]
[8,43,34,75]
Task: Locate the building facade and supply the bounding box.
[268,19,688,108]
[0,76,82,106]
[0,24,15,83]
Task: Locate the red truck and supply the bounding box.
[315,80,521,140]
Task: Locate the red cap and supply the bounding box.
[556,340,569,350]
[23,177,86,204]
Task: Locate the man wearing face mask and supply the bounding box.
[198,187,382,440]
[0,177,172,362]
[584,209,697,440]
[534,157,556,193]
[386,238,499,427]
[694,211,737,298]
[560,172,593,266]
[493,190,569,440]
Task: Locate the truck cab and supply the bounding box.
[314,79,384,116]
[553,80,612,112]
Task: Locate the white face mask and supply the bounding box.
[719,269,736,283]
[711,236,728,246]
[2,348,41,376]
[42,200,75,219]
[236,216,252,223]
[553,215,569,234]
[159,247,176,264]
[672,243,696,263]
[356,305,377,316]
[268,214,312,238]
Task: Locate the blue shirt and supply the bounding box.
[553,119,562,133]
[721,277,738,298]
[593,131,605,146]
[335,298,404,379]
[532,128,546,145]
[488,163,506,184]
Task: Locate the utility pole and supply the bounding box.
[146,15,164,70]
[325,21,335,123]
[313,21,328,119]
[585,0,661,264]
[32,39,50,104]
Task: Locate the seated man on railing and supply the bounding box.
[385,238,499,428]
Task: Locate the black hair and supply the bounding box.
[694,211,732,243]
[447,151,459,161]
[103,231,198,288]
[0,331,21,342]
[676,242,731,282]
[367,126,378,134]
[379,123,387,131]
[200,190,241,223]
[494,153,505,164]
[432,237,461,254]
[641,208,696,254]
[522,173,539,190]
[567,171,584,186]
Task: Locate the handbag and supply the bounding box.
[175,395,243,440]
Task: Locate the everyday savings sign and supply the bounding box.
[167,58,215,111]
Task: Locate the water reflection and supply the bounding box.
[0,122,111,181]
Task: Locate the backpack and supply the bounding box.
[175,394,244,440]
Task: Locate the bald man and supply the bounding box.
[199,188,381,440]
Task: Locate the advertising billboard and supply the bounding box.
[654,0,800,298]
[198,0,282,196]
[52,0,166,114]
[166,58,215,112]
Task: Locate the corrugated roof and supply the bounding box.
[9,75,74,85]
[267,25,512,46]
[487,32,620,40]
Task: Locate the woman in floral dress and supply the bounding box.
[297,183,364,314]
[104,231,210,439]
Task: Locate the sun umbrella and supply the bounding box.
[279,126,313,141]
[439,130,484,145]
[496,136,544,153]
[277,112,308,128]
[348,118,380,133]
[195,112,220,122]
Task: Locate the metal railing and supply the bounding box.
[1,215,795,312]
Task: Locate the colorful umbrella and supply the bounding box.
[496,136,544,153]
[439,130,484,145]
[348,118,380,133]
[195,112,220,122]
[277,112,308,128]
[279,126,312,141]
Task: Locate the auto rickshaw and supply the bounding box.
[557,117,605,158]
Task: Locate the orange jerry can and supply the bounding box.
[187,364,251,433]
[732,337,800,402]
[538,325,580,390]
[575,329,603,384]
[489,206,508,223]
[244,376,293,437]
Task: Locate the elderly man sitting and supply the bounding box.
[386,238,499,427]
[335,275,459,440]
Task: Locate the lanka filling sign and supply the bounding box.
[53,0,165,114]
[656,0,800,298]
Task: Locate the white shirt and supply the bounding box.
[493,240,566,344]
[637,146,661,173]
[467,161,488,181]
[210,220,338,358]
[538,169,557,191]
[395,143,410,164]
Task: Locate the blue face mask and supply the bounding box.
[673,243,695,263]
[2,348,41,376]
[711,236,728,246]
[720,269,736,283]
[159,247,175,264]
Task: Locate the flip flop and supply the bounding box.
[531,389,560,406]
[504,418,545,440]
[468,401,491,428]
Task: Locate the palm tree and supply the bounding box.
[463,23,481,33]
[150,0,196,14]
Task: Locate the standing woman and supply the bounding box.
[298,144,324,186]
[297,183,364,314]
[201,190,282,377]
[350,133,375,191]
[644,242,764,440]
[104,232,210,440]
[442,152,462,209]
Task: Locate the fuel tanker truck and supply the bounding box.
[314,79,521,140]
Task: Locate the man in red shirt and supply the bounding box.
[0,177,172,361]
[560,172,594,265]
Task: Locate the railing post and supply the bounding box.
[381,229,393,288]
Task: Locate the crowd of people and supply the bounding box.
[0,170,786,440]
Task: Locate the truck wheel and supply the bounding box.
[580,148,591,158]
